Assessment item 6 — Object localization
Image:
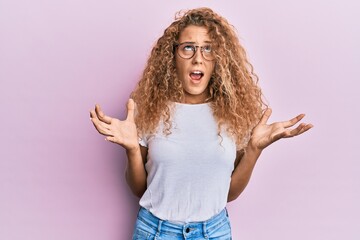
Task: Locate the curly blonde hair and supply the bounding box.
[131,7,266,150]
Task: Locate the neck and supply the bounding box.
[182,91,209,104]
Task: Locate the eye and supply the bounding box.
[203,45,212,53]
[182,45,195,52]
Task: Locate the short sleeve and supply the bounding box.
[138,132,148,147]
[139,138,147,147]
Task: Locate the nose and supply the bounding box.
[191,47,203,64]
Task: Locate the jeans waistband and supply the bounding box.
[136,207,229,238]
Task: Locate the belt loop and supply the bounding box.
[155,220,163,239]
[203,222,208,239]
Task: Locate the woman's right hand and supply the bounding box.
[90,99,139,151]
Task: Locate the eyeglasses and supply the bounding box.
[175,42,215,61]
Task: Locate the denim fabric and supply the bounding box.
[132,207,232,240]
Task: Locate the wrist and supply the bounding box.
[245,141,262,159]
[126,145,141,156]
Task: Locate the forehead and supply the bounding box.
[178,25,211,43]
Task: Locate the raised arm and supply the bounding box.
[227,108,313,202]
[90,99,147,198]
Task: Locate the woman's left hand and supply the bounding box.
[249,108,313,151]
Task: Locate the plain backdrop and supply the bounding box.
[1,0,359,239]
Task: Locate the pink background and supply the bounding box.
[1,0,359,239]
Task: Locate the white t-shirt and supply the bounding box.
[139,102,236,222]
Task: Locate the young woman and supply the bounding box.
[90,7,312,240]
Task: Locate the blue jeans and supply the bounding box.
[132,207,232,240]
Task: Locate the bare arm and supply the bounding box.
[227,147,261,202]
[125,145,148,198]
[90,99,147,198]
[227,108,313,202]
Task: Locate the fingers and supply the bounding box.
[90,110,113,136]
[282,113,305,128]
[105,136,117,143]
[259,108,272,125]
[296,123,313,135]
[288,123,307,137]
[278,123,313,139]
[95,104,112,124]
[126,99,135,122]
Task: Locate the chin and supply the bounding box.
[185,87,209,98]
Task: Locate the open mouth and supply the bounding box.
[189,71,204,81]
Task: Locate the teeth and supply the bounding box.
[192,71,203,74]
